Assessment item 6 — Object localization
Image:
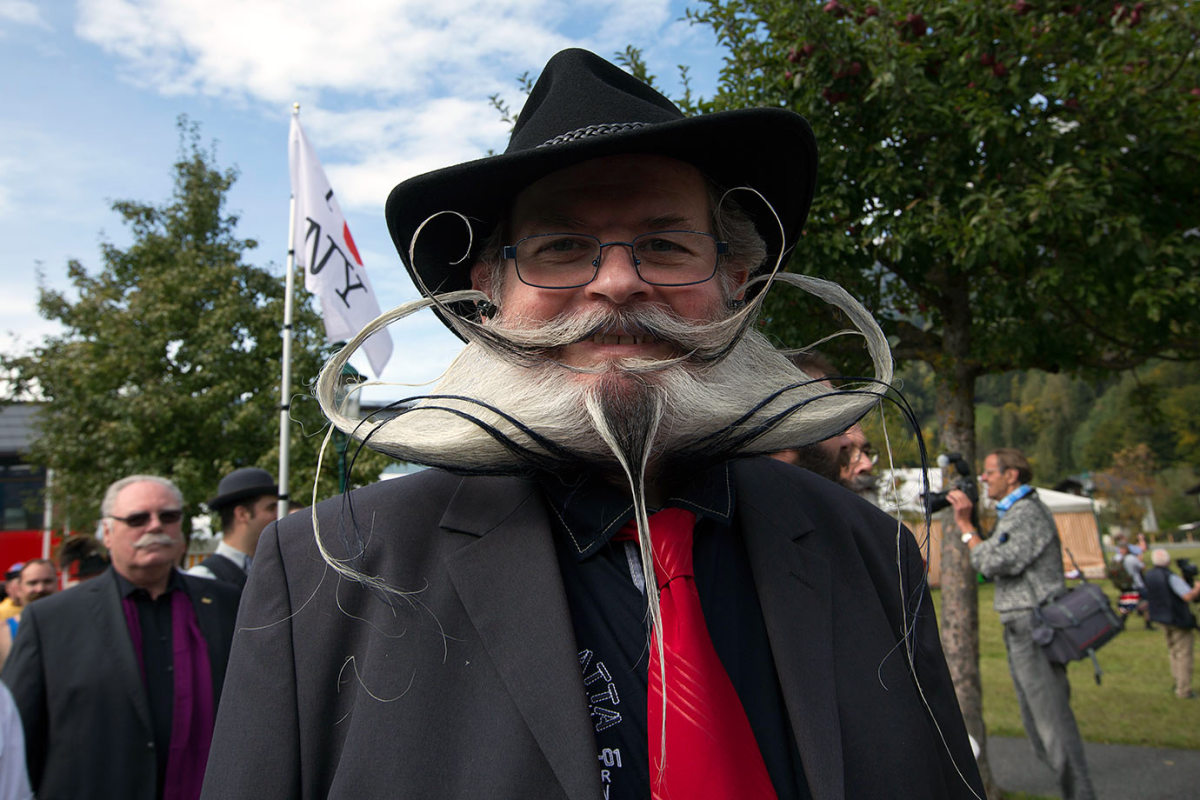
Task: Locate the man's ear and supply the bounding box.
[469,261,491,294]
[469,262,499,320]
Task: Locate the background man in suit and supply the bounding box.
[187,467,278,588]
[2,474,240,800]
[203,49,982,800]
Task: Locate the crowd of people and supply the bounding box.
[0,47,1195,800]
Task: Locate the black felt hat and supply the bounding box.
[385,48,818,304]
[208,468,278,510]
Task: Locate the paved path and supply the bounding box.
[988,735,1200,799]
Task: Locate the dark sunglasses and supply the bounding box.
[108,509,183,527]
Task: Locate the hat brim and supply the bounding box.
[386,107,817,305]
[207,485,279,511]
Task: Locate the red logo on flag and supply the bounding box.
[343,222,362,265]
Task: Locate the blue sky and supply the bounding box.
[1,0,726,398]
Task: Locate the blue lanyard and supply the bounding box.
[995,484,1033,518]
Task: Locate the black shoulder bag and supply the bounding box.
[1030,549,1124,684]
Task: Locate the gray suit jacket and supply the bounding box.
[2,567,241,800]
[202,458,982,799]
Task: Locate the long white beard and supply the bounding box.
[317,295,882,481]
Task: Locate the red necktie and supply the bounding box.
[619,508,776,800]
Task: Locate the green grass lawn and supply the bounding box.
[933,545,1200,751]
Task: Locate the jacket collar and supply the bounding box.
[537,463,736,561]
[440,474,602,800]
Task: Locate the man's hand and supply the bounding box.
[946,489,979,548]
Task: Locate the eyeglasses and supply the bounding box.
[502,230,729,289]
[108,509,183,527]
[848,444,878,467]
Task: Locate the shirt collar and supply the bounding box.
[113,567,183,599]
[539,462,736,561]
[215,541,252,570]
[995,484,1034,518]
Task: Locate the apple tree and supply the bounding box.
[686,0,1200,792]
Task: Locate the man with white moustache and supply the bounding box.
[2,475,240,800]
[203,49,982,799]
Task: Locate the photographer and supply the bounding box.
[948,448,1095,800]
[1144,549,1200,699]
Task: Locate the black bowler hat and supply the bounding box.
[208,468,278,510]
[385,48,818,304]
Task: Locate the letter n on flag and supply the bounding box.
[289,116,393,377]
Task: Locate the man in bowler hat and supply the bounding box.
[203,49,982,799]
[187,468,277,588]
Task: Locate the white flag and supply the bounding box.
[289,116,393,377]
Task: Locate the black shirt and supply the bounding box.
[114,569,185,798]
[542,464,810,800]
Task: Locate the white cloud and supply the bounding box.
[0,0,46,27]
[75,0,672,104]
[312,97,510,212]
[73,0,681,218]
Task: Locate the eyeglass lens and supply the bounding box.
[113,510,183,526]
[509,231,723,288]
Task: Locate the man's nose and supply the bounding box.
[585,243,648,304]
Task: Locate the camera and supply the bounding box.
[1178,557,1199,587]
[923,452,978,514]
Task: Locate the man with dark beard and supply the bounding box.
[771,352,876,495]
[202,49,982,800]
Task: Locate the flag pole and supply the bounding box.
[278,102,300,518]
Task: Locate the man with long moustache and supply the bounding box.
[3,475,241,800]
[203,50,982,799]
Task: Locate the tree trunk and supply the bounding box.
[932,308,1000,798]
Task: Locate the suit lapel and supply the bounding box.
[734,460,845,800]
[95,569,154,733]
[442,476,601,800]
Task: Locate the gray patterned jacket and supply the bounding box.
[969,490,1065,622]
